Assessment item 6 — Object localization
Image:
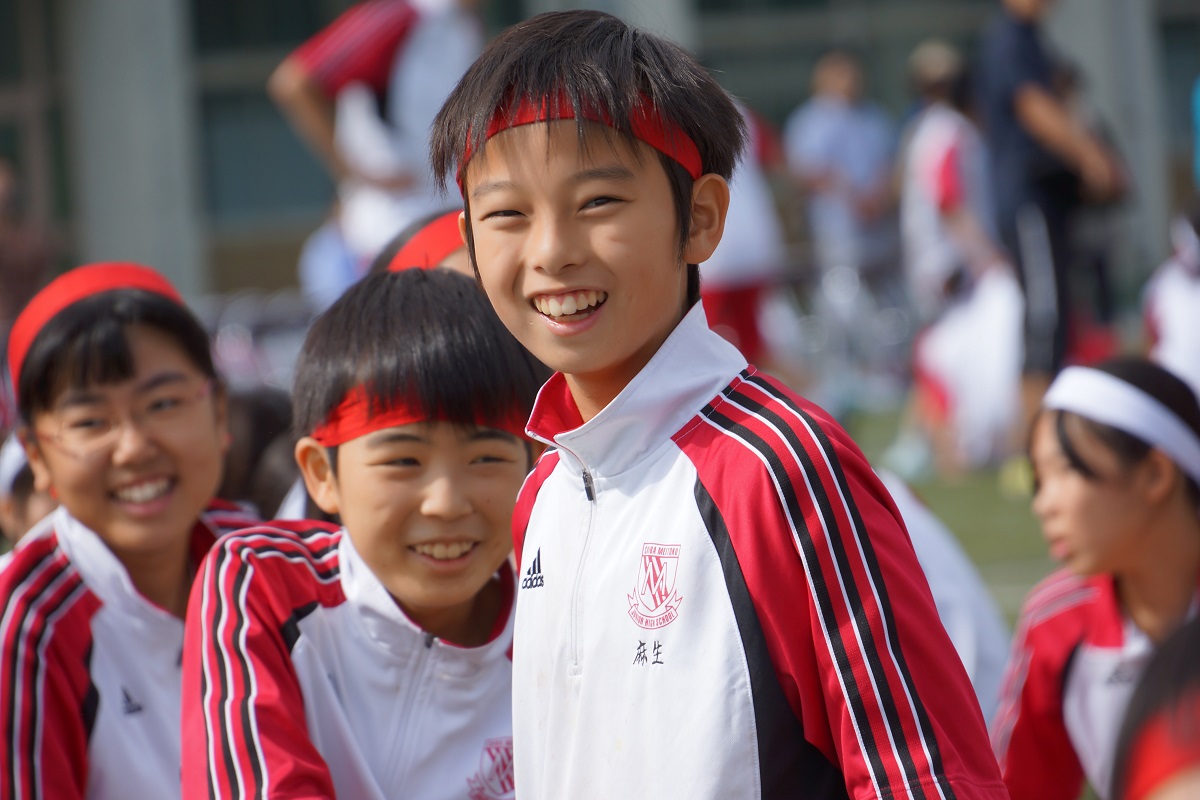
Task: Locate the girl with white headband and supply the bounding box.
[991,357,1200,800]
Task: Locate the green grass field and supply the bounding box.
[847,409,1054,625]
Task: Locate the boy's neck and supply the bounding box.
[401,575,503,647]
[563,304,691,423]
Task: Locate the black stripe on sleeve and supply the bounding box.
[695,478,850,800]
[746,374,955,799]
[703,402,892,792]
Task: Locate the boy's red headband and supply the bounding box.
[456,91,703,191]
[387,211,465,271]
[311,386,527,446]
[7,262,183,395]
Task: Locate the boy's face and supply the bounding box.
[301,421,527,644]
[463,121,694,415]
[24,324,228,559]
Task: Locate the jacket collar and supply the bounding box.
[526,302,748,478]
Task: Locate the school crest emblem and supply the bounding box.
[467,737,515,800]
[627,543,683,629]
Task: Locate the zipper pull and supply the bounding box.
[582,469,595,502]
[424,632,435,649]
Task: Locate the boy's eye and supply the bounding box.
[582,196,618,210]
[482,208,522,220]
[386,456,422,468]
[472,453,515,465]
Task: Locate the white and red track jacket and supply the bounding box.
[991,570,1195,800]
[181,522,516,800]
[0,500,257,800]
[510,304,1009,800]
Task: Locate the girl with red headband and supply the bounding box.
[992,357,1200,800]
[181,268,545,799]
[0,262,256,800]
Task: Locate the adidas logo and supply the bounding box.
[521,549,544,589]
[121,686,143,715]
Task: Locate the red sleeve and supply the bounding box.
[289,0,418,98]
[0,539,100,800]
[934,139,963,213]
[990,573,1090,800]
[511,450,559,573]
[679,372,1008,799]
[182,525,344,800]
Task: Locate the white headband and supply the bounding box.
[1043,366,1200,488]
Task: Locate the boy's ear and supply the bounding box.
[294,437,342,516]
[18,428,53,494]
[682,173,731,266]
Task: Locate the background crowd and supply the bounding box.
[1,1,1200,799]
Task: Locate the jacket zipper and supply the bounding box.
[570,465,597,674]
[391,639,433,786]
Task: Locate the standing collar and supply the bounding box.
[525,302,748,477]
[338,531,515,663]
[54,506,214,625]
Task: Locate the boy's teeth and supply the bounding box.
[413,542,475,560]
[535,290,607,318]
[114,478,171,504]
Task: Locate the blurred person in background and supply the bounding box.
[877,469,1011,721]
[783,51,903,410]
[992,358,1200,800]
[885,39,1023,479]
[268,0,484,275]
[0,157,54,430]
[700,101,791,378]
[976,0,1124,439]
[784,50,897,287]
[1142,204,1200,401]
[0,432,56,566]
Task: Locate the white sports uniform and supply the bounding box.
[1142,251,1200,399]
[182,521,515,800]
[0,501,257,800]
[511,304,1008,799]
[991,569,1198,800]
[876,470,1010,721]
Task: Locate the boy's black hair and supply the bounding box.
[429,10,746,307]
[17,290,216,423]
[1036,357,1200,505]
[292,268,548,445]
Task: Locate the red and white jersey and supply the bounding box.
[1142,255,1200,399]
[0,500,257,800]
[900,102,996,319]
[991,570,1195,800]
[511,304,1008,799]
[182,522,515,800]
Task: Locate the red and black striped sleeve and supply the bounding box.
[182,522,344,800]
[0,535,100,800]
[679,370,1009,799]
[990,572,1091,800]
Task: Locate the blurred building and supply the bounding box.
[0,0,1196,300]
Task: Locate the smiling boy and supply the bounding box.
[431,11,1009,799]
[181,269,545,799]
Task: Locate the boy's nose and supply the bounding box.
[528,215,579,274]
[420,473,472,520]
